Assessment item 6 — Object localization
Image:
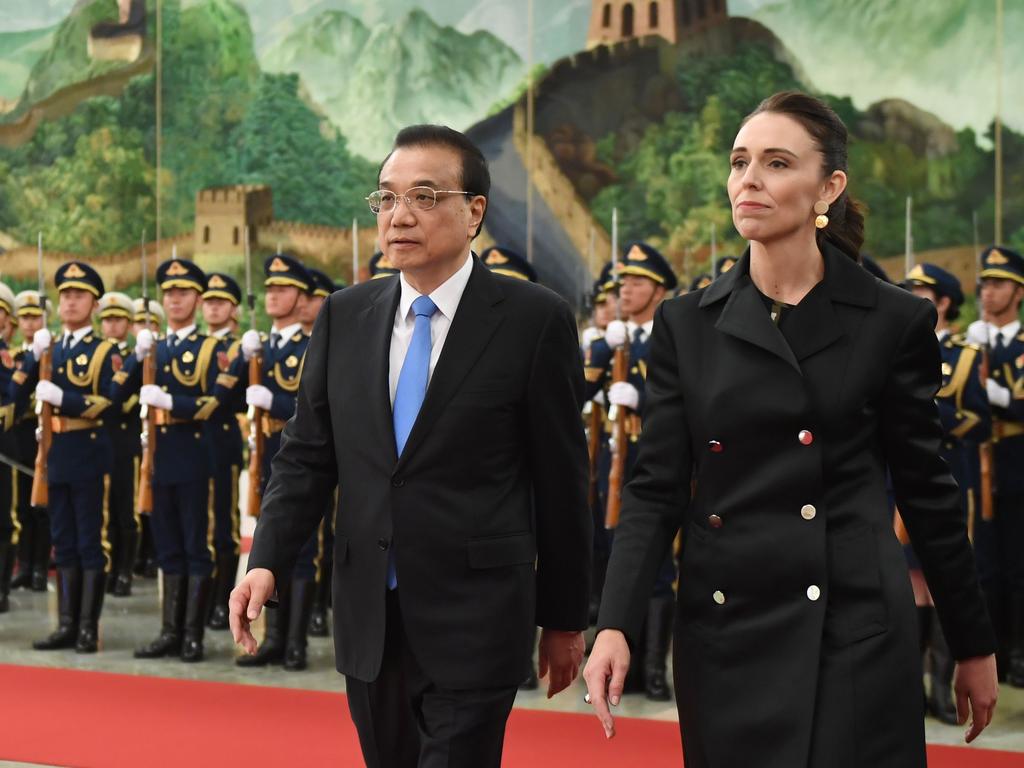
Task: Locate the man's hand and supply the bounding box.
[954,654,998,743]
[31,329,52,360]
[241,329,262,362]
[608,381,639,411]
[582,628,631,739]
[35,380,64,407]
[246,384,274,411]
[604,320,628,349]
[140,384,173,411]
[985,379,1012,409]
[134,329,154,361]
[537,628,585,699]
[229,568,276,655]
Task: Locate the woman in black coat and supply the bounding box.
[584,92,998,768]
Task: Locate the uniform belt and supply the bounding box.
[262,417,287,436]
[51,416,102,433]
[993,419,1024,442]
[153,411,197,427]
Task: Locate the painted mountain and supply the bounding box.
[262,8,525,159]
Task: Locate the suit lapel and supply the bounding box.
[396,260,504,470]
[356,277,401,462]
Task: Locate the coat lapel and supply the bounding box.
[355,277,401,462]
[396,259,504,470]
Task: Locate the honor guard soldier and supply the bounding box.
[369,251,400,280]
[112,258,221,662]
[966,245,1024,687]
[223,254,319,670]
[132,298,164,337]
[201,272,244,630]
[905,263,992,722]
[12,263,117,651]
[8,291,50,595]
[0,281,19,612]
[481,246,538,283]
[583,242,678,701]
[96,292,140,597]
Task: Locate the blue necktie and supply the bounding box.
[388,295,438,589]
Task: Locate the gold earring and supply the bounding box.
[814,200,829,229]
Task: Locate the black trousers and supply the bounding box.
[344,591,518,768]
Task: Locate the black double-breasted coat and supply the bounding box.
[598,244,996,768]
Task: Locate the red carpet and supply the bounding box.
[0,664,1018,767]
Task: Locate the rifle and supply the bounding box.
[605,208,629,529]
[978,342,995,523]
[584,399,603,510]
[138,232,156,515]
[245,227,266,519]
[30,232,51,507]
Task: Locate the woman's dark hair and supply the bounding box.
[378,124,490,238]
[743,91,865,261]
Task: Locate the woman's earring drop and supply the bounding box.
[814,200,830,230]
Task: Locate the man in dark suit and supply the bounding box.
[230,125,592,767]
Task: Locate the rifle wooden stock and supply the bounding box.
[30,347,53,507]
[247,353,265,519]
[586,401,603,510]
[978,346,994,522]
[605,345,630,529]
[137,351,157,514]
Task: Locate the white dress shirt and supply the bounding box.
[626,319,655,345]
[165,324,196,347]
[60,326,93,350]
[271,322,303,348]
[988,319,1021,348]
[388,253,474,406]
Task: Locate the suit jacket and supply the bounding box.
[248,257,592,688]
[598,244,996,768]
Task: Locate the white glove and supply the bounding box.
[140,384,173,411]
[592,389,607,407]
[134,329,155,361]
[241,330,262,362]
[608,381,639,410]
[986,378,1012,408]
[246,384,273,411]
[580,326,602,348]
[604,320,628,349]
[35,380,64,407]
[32,329,52,359]
[965,321,988,348]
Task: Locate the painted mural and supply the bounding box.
[0,0,1020,303]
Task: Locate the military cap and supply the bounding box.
[905,263,964,307]
[14,290,44,317]
[979,245,1024,286]
[369,251,399,279]
[0,282,15,316]
[861,254,892,284]
[713,256,738,279]
[306,268,335,298]
[264,253,314,292]
[689,273,713,292]
[133,298,166,325]
[55,260,105,297]
[98,292,135,319]
[157,258,206,293]
[480,246,537,282]
[597,262,617,293]
[203,272,242,305]
[616,242,678,291]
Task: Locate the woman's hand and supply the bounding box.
[954,654,998,743]
[582,629,632,739]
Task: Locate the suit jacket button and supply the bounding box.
[708,514,723,528]
[800,504,816,520]
[713,590,726,605]
[391,477,404,488]
[798,430,814,445]
[806,585,821,601]
[377,538,389,550]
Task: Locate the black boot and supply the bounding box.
[181,575,213,662]
[76,570,106,653]
[925,609,959,724]
[207,552,238,630]
[135,517,158,578]
[644,595,674,701]
[0,539,14,613]
[33,567,81,649]
[30,511,50,592]
[1007,593,1024,688]
[237,579,290,667]
[135,574,186,658]
[10,528,32,590]
[112,527,138,597]
[284,578,315,671]
[308,574,330,637]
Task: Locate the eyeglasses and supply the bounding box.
[366,186,473,215]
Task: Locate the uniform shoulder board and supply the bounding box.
[291,333,303,343]
[188,334,199,342]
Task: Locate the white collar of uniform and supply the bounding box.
[62,326,92,346]
[398,251,474,323]
[936,329,950,342]
[271,322,303,347]
[212,327,232,339]
[992,319,1020,342]
[626,319,655,338]
[168,324,196,342]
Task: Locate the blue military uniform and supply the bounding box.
[111,258,221,663]
[11,262,117,652]
[0,281,19,612]
[201,272,245,631]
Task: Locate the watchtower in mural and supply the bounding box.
[193,185,273,255]
[586,0,729,48]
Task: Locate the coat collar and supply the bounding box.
[699,243,879,373]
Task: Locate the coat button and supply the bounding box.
[377,538,389,551]
[391,477,404,488]
[800,504,816,520]
[806,585,821,601]
[708,440,723,453]
[798,430,814,445]
[708,514,723,529]
[713,590,726,605]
